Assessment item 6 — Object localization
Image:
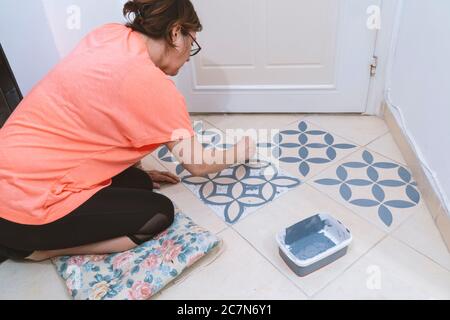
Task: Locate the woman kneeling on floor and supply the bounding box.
[0,0,255,263]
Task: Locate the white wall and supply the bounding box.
[41,0,126,58]
[0,0,60,95]
[386,0,450,215]
[0,0,127,95]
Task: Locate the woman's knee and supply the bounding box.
[128,195,175,245]
[156,194,175,228]
[139,193,175,231]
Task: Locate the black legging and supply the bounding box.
[0,166,175,260]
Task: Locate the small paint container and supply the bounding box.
[276,213,352,277]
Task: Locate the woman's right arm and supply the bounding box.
[165,135,256,177]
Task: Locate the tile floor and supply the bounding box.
[1,114,449,300]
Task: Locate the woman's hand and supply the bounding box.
[145,170,181,189]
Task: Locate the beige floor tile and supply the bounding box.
[201,113,304,132]
[189,114,205,122]
[0,260,70,300]
[3,114,446,300]
[314,237,450,300]
[256,119,359,182]
[367,133,407,165]
[393,210,450,271]
[313,149,423,232]
[155,228,307,300]
[234,184,385,297]
[305,115,389,146]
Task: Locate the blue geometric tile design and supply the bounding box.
[257,121,357,178]
[182,160,301,224]
[155,121,301,224]
[158,146,186,176]
[315,150,420,227]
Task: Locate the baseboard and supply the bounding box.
[383,103,450,252]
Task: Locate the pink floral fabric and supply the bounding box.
[52,211,220,300]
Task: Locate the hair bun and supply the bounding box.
[123,1,141,18]
[123,0,203,48]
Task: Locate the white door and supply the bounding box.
[176,0,380,113]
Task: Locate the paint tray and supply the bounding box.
[276,213,352,277]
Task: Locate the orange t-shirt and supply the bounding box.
[0,23,194,225]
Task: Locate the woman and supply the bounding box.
[0,0,255,263]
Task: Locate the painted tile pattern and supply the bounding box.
[314,150,421,227]
[156,121,301,224]
[257,121,357,179]
[182,160,301,224]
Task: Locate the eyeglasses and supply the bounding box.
[187,33,202,57]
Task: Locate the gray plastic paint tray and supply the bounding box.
[276,213,352,277]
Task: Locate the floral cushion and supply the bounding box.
[52,211,221,300]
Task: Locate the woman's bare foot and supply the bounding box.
[26,251,49,262]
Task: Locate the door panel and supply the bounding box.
[176,0,380,113]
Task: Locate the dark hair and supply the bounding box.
[123,0,202,48]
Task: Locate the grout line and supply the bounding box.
[150,143,306,229]
[199,117,395,181]
[230,226,311,299]
[229,182,305,226]
[350,147,427,234]
[195,118,222,132]
[301,118,367,148]
[284,115,308,127]
[310,233,390,299]
[365,132,408,166]
[363,147,417,174]
[199,117,365,187]
[162,118,423,229]
[306,181,388,235]
[360,130,391,149]
[152,121,416,237]
[303,142,425,234]
[156,116,448,297]
[301,146,364,184]
[215,226,230,237]
[389,220,450,273]
[303,115,390,147]
[306,178,424,238]
[153,120,391,234]
[392,238,450,273]
[198,114,307,133]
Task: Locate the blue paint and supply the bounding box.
[244,185,259,194]
[277,213,352,277]
[284,215,336,261]
[258,121,357,178]
[314,150,421,227]
[287,232,336,260]
[183,161,301,224]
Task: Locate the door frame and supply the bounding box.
[365,0,401,115]
[174,0,399,115]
